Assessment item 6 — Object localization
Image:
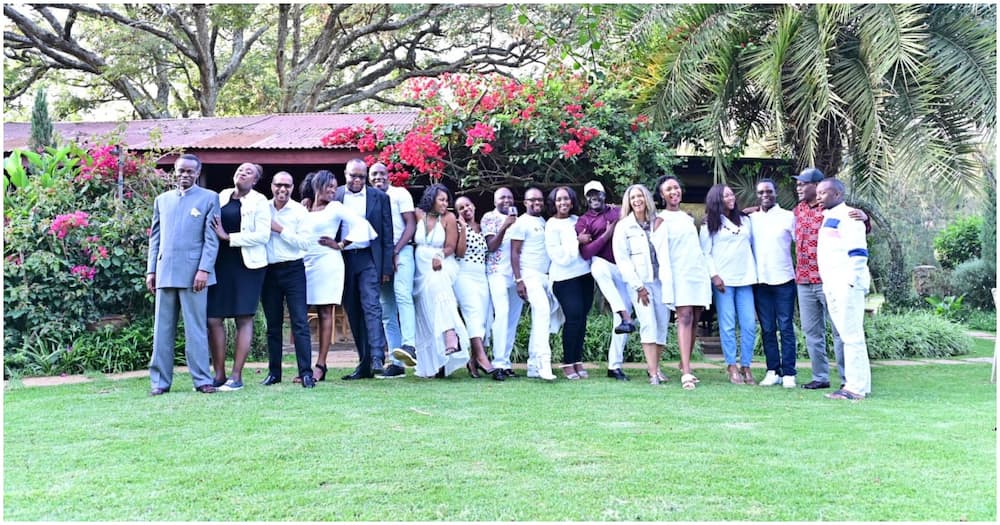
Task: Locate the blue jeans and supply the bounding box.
[380,245,415,366]
[754,280,797,376]
[713,284,756,367]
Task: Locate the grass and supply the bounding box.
[967,337,997,359]
[3,362,996,521]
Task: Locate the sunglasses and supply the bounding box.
[272,183,293,188]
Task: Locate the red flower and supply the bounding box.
[560,140,583,158]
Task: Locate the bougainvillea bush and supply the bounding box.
[322,68,682,194]
[3,143,170,374]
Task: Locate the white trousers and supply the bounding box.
[488,272,523,369]
[630,280,669,345]
[521,269,554,376]
[824,284,871,395]
[590,257,632,369]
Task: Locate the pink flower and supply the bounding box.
[70,265,97,280]
[50,211,91,239]
[560,140,583,158]
[480,143,494,155]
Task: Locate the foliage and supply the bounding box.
[321,69,680,195]
[29,85,53,150]
[4,140,170,372]
[3,4,571,118]
[71,316,186,374]
[925,294,966,322]
[933,215,983,269]
[862,311,972,359]
[624,4,995,202]
[981,175,996,269]
[948,258,997,310]
[963,309,997,332]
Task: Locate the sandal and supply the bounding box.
[825,389,865,401]
[444,347,460,356]
[314,363,328,382]
[681,373,697,390]
[573,363,589,378]
[561,364,580,380]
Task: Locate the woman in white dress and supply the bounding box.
[652,175,713,390]
[412,183,470,378]
[700,184,758,385]
[301,170,373,381]
[454,196,504,381]
[612,184,670,385]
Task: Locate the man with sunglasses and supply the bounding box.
[259,171,317,388]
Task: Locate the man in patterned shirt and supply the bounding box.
[482,187,523,377]
[793,168,868,390]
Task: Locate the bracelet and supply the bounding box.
[515,278,523,284]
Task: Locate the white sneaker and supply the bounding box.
[526,368,540,378]
[537,370,556,381]
[782,375,797,388]
[759,370,780,386]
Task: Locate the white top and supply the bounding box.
[342,187,370,249]
[818,202,871,291]
[652,210,712,309]
[508,214,550,275]
[482,209,514,276]
[611,213,657,290]
[545,216,591,282]
[749,205,795,285]
[699,214,757,287]
[218,187,271,269]
[385,184,414,245]
[266,199,313,264]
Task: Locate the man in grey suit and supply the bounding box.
[336,158,394,379]
[146,153,221,395]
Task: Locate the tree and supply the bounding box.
[29,87,53,151]
[320,69,679,195]
[4,4,566,118]
[622,4,996,203]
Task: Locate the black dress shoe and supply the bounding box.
[260,374,281,386]
[613,321,636,334]
[194,384,218,394]
[148,387,170,396]
[342,365,373,380]
[301,374,316,388]
[503,368,517,378]
[607,368,630,381]
[801,380,831,389]
[371,357,385,376]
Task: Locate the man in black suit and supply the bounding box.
[336,158,394,379]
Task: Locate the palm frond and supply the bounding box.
[925,5,996,128]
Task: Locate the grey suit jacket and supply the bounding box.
[147,185,221,288]
[336,186,394,279]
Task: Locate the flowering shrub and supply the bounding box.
[4,142,171,374]
[321,68,679,195]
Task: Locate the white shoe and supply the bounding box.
[782,375,797,388]
[759,370,780,386]
[526,368,540,378]
[537,370,556,381]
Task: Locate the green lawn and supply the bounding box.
[3,361,996,521]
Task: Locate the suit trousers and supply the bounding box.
[261,259,313,380]
[150,286,213,389]
[797,283,845,383]
[342,248,387,368]
[590,256,632,370]
[488,272,524,369]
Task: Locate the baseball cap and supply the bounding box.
[792,168,824,183]
[583,181,605,195]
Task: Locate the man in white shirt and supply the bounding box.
[510,187,557,381]
[748,179,798,388]
[260,171,317,388]
[816,178,872,401]
[482,187,523,377]
[368,162,417,379]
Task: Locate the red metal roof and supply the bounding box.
[3,111,419,152]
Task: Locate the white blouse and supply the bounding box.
[545,216,591,282]
[698,215,757,287]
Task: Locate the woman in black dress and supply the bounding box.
[207,163,272,391]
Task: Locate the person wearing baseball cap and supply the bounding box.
[576,180,637,381]
[792,167,869,391]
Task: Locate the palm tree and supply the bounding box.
[622,3,995,204]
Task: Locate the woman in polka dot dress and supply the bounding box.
[454,196,504,380]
